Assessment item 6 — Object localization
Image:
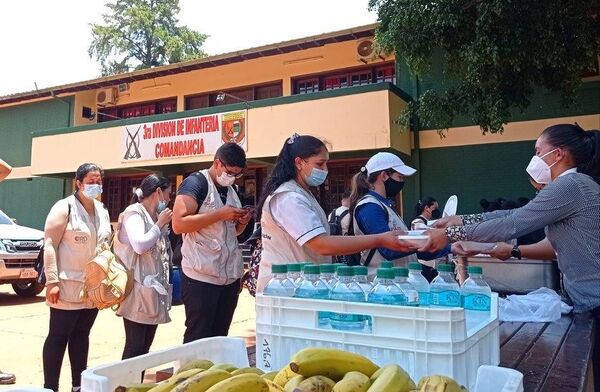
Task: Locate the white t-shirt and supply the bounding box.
[329,206,351,235]
[119,210,161,255]
[270,191,327,246]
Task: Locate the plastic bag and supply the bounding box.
[499,287,571,322]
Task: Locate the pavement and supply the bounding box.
[0,285,256,391]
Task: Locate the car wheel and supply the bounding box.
[12,281,45,297]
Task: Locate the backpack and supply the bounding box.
[328,208,350,236]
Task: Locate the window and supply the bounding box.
[376,65,395,83]
[98,98,177,123]
[350,71,372,86]
[186,82,282,110]
[324,75,348,90]
[296,78,319,94]
[256,84,283,100]
[186,95,209,110]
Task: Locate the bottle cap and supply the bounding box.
[304,264,320,275]
[437,264,454,272]
[287,263,302,272]
[393,267,409,277]
[272,264,288,274]
[380,260,394,269]
[320,264,336,274]
[467,266,483,274]
[353,266,368,276]
[377,268,395,279]
[408,262,423,270]
[336,266,354,277]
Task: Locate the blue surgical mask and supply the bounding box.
[305,167,328,187]
[157,200,167,214]
[83,184,102,199]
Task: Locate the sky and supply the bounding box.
[0,0,377,96]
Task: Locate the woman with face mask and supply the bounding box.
[255,134,414,292]
[112,174,173,363]
[42,163,112,392]
[411,196,441,230]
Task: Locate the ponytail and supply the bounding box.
[130,174,170,205]
[579,130,600,184]
[413,196,437,219]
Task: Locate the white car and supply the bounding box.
[0,209,45,297]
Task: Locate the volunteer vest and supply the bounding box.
[114,203,172,324]
[51,195,112,310]
[353,194,418,278]
[181,169,243,285]
[258,180,330,292]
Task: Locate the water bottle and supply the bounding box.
[333,263,346,277]
[373,260,394,285]
[368,268,406,305]
[286,263,303,287]
[263,264,296,297]
[461,266,492,326]
[329,266,367,330]
[407,262,431,307]
[430,264,460,307]
[352,265,373,301]
[319,264,338,290]
[393,267,419,306]
[295,265,330,299]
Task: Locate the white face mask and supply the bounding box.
[526,148,558,185]
[82,184,103,199]
[217,172,236,187]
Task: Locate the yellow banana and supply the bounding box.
[265,378,285,392]
[209,363,238,372]
[289,348,379,381]
[147,369,204,392]
[416,375,467,392]
[114,383,157,392]
[231,367,266,376]
[205,373,270,392]
[294,375,336,392]
[283,375,305,392]
[367,364,415,392]
[176,360,214,374]
[273,364,299,387]
[332,371,370,392]
[171,369,232,392]
[262,371,279,381]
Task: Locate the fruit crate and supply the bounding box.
[80,337,249,392]
[255,293,500,391]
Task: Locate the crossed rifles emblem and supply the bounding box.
[124,126,142,160]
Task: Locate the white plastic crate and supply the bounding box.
[256,293,500,391]
[5,388,53,392]
[475,365,524,392]
[81,337,248,392]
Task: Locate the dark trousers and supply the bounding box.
[122,318,158,360]
[43,307,98,392]
[181,270,240,343]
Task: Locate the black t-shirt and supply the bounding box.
[177,171,228,210]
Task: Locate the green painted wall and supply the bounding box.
[0,98,73,229]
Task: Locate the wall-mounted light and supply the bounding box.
[215,91,252,108]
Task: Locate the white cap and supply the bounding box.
[363,152,416,176]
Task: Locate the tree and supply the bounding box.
[89,0,208,76]
[369,0,600,134]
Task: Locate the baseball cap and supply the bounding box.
[364,152,416,176]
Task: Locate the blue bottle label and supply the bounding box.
[431,290,461,307]
[462,293,491,311]
[329,312,363,322]
[418,291,430,306]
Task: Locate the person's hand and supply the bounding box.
[219,205,247,221]
[157,207,173,228]
[46,283,60,304]
[237,208,254,226]
[418,228,450,253]
[451,242,479,257]
[378,230,418,253]
[486,242,512,260]
[433,215,463,228]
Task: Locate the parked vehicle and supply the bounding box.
[0,209,45,296]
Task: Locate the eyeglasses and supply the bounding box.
[224,165,244,179]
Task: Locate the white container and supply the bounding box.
[475,365,524,392]
[81,337,249,392]
[256,293,500,391]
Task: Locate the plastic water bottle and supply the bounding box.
[368,268,406,305]
[372,260,394,285]
[263,264,296,297]
[286,263,303,287]
[461,266,492,326]
[407,262,431,307]
[352,265,373,301]
[329,266,367,330]
[393,267,419,306]
[295,265,330,299]
[430,264,460,307]
[319,264,338,290]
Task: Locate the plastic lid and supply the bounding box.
[332,263,346,270]
[320,264,336,273]
[287,264,302,272]
[377,268,395,279]
[272,264,288,273]
[336,266,354,277]
[393,267,409,277]
[467,266,483,274]
[380,260,394,269]
[304,264,320,275]
[353,266,368,276]
[437,264,454,272]
[408,262,423,270]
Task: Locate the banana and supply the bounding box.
[231,367,266,376]
[262,371,279,381]
[171,369,232,392]
[283,375,305,392]
[273,365,299,387]
[205,373,270,392]
[177,360,214,374]
[367,364,415,392]
[293,375,336,392]
[416,375,467,392]
[332,371,370,392]
[209,363,238,372]
[114,383,157,392]
[289,348,379,381]
[265,379,285,392]
[147,369,204,392]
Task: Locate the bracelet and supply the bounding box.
[462,213,483,225]
[445,226,467,242]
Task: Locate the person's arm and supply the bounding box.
[122,213,161,255]
[305,231,413,256]
[487,238,556,261]
[0,158,12,182]
[43,200,70,304]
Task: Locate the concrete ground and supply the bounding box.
[0,285,256,392]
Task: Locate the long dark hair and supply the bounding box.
[256,135,326,216]
[414,196,437,218]
[347,167,393,233]
[75,163,103,182]
[130,174,170,204]
[541,124,600,184]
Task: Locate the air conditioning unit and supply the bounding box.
[357,39,377,63]
[96,88,117,105]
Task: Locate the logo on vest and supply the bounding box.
[74,235,88,244]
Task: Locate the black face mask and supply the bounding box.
[431,208,442,220]
[384,177,405,198]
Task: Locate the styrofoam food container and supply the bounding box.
[399,234,429,247]
[459,241,497,253]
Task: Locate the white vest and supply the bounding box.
[51,195,112,310]
[181,169,243,285]
[114,203,172,325]
[258,180,330,292]
[353,194,418,278]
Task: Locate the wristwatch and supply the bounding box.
[511,245,522,260]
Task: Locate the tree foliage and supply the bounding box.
[89,0,208,76]
[369,0,600,134]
